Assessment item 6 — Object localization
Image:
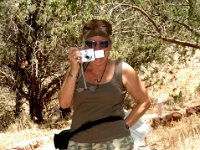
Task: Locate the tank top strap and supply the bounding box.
[113,60,124,89]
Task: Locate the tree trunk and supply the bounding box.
[29,96,44,123]
[29,72,44,123]
[14,50,23,117]
[15,91,22,117]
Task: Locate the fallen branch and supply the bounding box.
[7,136,52,150]
[149,105,200,129]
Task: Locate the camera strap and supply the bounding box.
[80,63,88,89]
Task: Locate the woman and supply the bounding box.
[59,19,151,150]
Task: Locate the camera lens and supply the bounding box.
[85,55,90,59]
[85,55,92,60]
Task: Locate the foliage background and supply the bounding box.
[0,0,200,149]
[0,0,200,129]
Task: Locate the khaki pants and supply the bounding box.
[66,135,134,150]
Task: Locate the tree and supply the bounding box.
[0,0,199,122]
[0,0,83,122]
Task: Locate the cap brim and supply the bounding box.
[84,29,111,41]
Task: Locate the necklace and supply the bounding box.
[95,60,108,88]
[87,60,108,91]
[76,61,109,92]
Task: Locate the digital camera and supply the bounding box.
[80,49,104,62]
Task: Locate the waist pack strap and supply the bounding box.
[71,116,123,136]
[53,116,123,149]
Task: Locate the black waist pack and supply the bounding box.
[53,116,123,149]
[54,129,72,149]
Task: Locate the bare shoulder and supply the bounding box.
[121,61,138,85]
[121,61,136,75]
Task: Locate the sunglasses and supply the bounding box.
[85,40,110,49]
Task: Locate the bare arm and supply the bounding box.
[59,47,82,108]
[122,62,151,128]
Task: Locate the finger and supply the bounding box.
[68,47,79,54]
[74,55,83,64]
[67,52,82,64]
[68,47,78,59]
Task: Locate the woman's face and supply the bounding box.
[85,36,111,63]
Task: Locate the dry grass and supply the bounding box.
[146,114,200,150]
[0,112,199,150]
[0,127,52,149]
[142,50,200,150]
[0,50,200,149]
[0,113,70,149]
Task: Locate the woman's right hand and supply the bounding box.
[68,47,83,72]
[59,47,82,108]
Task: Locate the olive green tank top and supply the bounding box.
[70,61,130,143]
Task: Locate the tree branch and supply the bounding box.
[0,70,15,83]
[160,36,200,49]
[39,75,64,101]
[136,32,200,49]
[112,3,161,34]
[173,20,200,36]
